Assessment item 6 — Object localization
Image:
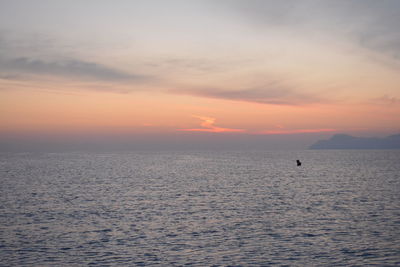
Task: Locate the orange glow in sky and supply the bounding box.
[1,1,400,150]
[181,116,245,133]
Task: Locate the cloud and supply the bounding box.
[371,95,400,105]
[0,57,149,82]
[171,85,321,106]
[180,116,336,135]
[0,54,322,106]
[0,55,321,106]
[0,73,25,80]
[181,116,245,133]
[218,0,400,62]
[256,128,336,135]
[349,1,400,61]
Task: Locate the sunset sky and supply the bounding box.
[1,0,399,150]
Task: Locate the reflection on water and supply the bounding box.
[1,150,399,266]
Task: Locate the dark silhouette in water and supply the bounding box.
[296,160,302,166]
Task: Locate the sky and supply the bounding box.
[1,0,400,151]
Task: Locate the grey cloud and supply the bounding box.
[220,0,301,25]
[146,57,253,74]
[335,0,400,60]
[0,73,25,80]
[171,85,320,105]
[162,58,222,72]
[0,57,148,82]
[218,0,400,61]
[371,95,400,106]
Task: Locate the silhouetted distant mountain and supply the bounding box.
[309,133,400,149]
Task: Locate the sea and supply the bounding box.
[0,150,399,266]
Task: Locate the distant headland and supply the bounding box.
[309,133,400,149]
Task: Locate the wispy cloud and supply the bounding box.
[370,95,400,105]
[220,0,400,62]
[0,31,324,106]
[180,116,336,135]
[256,128,336,135]
[0,55,325,106]
[171,85,321,106]
[0,57,149,82]
[181,116,245,133]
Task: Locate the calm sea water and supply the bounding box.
[0,150,399,266]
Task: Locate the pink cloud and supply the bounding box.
[180,116,245,133]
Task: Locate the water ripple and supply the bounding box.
[0,150,399,266]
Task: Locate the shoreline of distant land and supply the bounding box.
[309,133,400,149]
